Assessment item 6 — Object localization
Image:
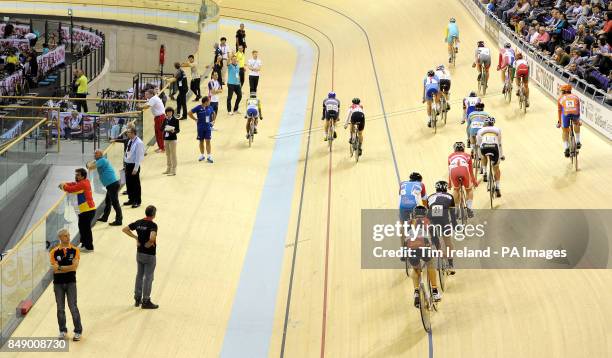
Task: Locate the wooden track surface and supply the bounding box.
[9,1,612,357]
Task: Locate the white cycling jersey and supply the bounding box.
[344,104,364,126]
[476,126,504,156]
[475,47,491,57]
[435,69,451,81]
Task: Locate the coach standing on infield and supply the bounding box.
[50,229,83,341]
[122,205,159,309]
[124,128,145,208]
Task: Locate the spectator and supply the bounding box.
[50,229,83,341]
[161,107,180,176]
[169,62,188,119]
[555,46,572,66]
[123,127,144,208]
[189,96,215,163]
[75,69,89,113]
[122,205,159,309]
[226,55,242,115]
[42,42,50,55]
[88,150,122,226]
[598,11,612,35]
[219,37,230,82]
[487,0,496,12]
[535,26,551,49]
[236,45,246,87]
[208,71,222,115]
[5,50,18,73]
[236,23,247,51]
[497,0,517,19]
[528,25,539,43]
[64,111,81,140]
[213,54,224,85]
[110,118,125,140]
[140,89,166,153]
[59,168,96,251]
[182,54,201,102]
[213,42,222,65]
[3,23,14,38]
[248,50,262,93]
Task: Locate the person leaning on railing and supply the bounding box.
[87,150,123,226]
[58,168,96,251]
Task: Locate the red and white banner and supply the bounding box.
[0,24,30,37]
[0,71,23,96]
[60,27,102,49]
[0,38,30,52]
[36,45,66,77]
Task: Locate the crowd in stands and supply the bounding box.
[0,23,48,91]
[484,0,612,95]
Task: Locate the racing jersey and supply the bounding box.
[399,181,427,209]
[514,59,529,70]
[344,103,364,126]
[463,96,482,117]
[246,97,262,117]
[557,93,581,118]
[424,75,440,89]
[476,126,504,157]
[448,152,476,186]
[446,23,460,39]
[322,98,340,119]
[427,192,457,228]
[498,48,515,69]
[475,46,491,59]
[435,69,451,81]
[467,110,489,134]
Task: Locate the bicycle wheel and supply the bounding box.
[481,72,487,96]
[349,133,354,158]
[459,189,467,225]
[404,248,411,278]
[433,112,437,134]
[328,123,334,152]
[438,256,447,292]
[248,121,254,147]
[473,150,480,181]
[419,281,431,333]
[355,138,360,163]
[488,160,494,208]
[570,129,578,171]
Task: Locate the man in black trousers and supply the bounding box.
[123,128,144,208]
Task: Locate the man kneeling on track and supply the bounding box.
[344,97,365,156]
[407,205,441,308]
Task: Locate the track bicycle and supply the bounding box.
[503,67,513,103]
[348,125,361,162]
[477,66,487,95]
[517,77,527,113]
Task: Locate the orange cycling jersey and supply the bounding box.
[558,93,581,117]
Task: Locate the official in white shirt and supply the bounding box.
[124,128,145,208]
[139,89,166,153]
[247,50,262,93]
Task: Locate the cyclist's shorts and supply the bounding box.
[325,110,338,120]
[446,35,458,44]
[450,166,471,189]
[562,114,580,129]
[408,245,433,267]
[480,143,500,165]
[350,111,365,131]
[440,79,451,93]
[516,66,529,78]
[478,55,491,67]
[425,87,439,100]
[246,107,258,118]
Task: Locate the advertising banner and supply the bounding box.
[36,45,66,76]
[0,38,30,52]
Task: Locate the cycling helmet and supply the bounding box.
[469,91,477,97]
[504,42,512,48]
[435,181,449,192]
[413,205,428,218]
[453,141,466,152]
[450,18,456,23]
[409,172,423,182]
[249,92,257,98]
[328,92,336,98]
[427,70,435,77]
[484,116,495,126]
[436,64,445,71]
[475,102,485,110]
[352,97,361,104]
[477,40,485,47]
[516,52,523,60]
[560,84,572,93]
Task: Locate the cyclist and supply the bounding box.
[399,172,428,261]
[445,17,460,63]
[244,92,263,139]
[472,40,491,87]
[422,70,441,128]
[448,142,477,218]
[344,97,365,156]
[497,43,515,93]
[467,102,489,154]
[427,181,457,274]
[514,52,530,107]
[407,205,441,307]
[322,92,340,141]
[557,84,582,157]
[435,65,452,112]
[476,117,505,197]
[462,91,481,126]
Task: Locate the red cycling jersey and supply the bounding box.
[448,152,477,189]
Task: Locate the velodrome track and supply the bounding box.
[10,1,612,357]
